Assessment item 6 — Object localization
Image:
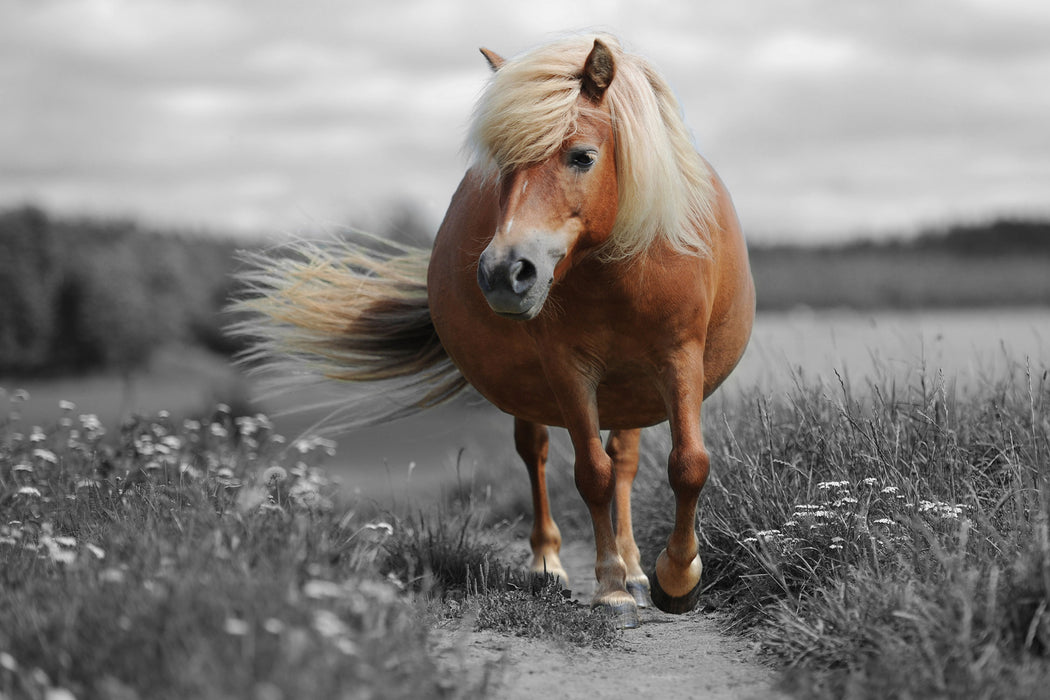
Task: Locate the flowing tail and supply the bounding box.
[228,235,469,428]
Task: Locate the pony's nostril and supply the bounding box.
[477,252,494,293]
[510,258,537,294]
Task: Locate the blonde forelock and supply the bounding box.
[469,34,717,259]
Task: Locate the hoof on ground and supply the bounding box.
[648,569,702,614]
[593,599,640,629]
[626,578,651,608]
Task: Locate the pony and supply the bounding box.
[233,34,755,628]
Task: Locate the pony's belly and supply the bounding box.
[464,359,669,430]
[435,314,669,429]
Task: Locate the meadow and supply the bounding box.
[2,308,1048,698]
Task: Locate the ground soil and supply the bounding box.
[432,541,792,700]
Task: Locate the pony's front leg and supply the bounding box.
[514,417,567,582]
[650,360,710,614]
[545,372,639,628]
[607,429,651,607]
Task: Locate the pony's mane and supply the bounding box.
[468,34,717,260]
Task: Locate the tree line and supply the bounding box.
[0,205,243,377]
[1,204,1046,376]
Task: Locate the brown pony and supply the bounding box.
[234,34,754,628]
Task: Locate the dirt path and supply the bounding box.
[434,542,791,700]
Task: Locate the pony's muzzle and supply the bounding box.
[477,247,551,320]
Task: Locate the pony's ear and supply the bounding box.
[479,48,505,72]
[581,39,615,102]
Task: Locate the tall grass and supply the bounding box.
[632,358,1050,697]
[0,387,618,699]
[0,395,463,699]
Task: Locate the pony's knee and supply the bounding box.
[574,450,615,506]
[667,444,709,495]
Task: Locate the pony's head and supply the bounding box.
[468,34,717,321]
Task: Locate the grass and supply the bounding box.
[6,347,1050,698]
[0,390,615,700]
[628,357,1050,697]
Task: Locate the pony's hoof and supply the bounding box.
[626,578,651,608]
[594,600,640,629]
[649,569,702,614]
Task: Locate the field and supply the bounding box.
[2,309,1048,698]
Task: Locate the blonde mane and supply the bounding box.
[469,34,717,260]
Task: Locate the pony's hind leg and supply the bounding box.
[608,429,651,607]
[514,418,568,583]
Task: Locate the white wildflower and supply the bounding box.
[224,618,250,636]
[79,414,105,434]
[817,480,850,490]
[261,465,288,484]
[312,609,348,638]
[364,521,394,536]
[47,547,77,565]
[862,477,878,487]
[336,638,359,656]
[99,567,126,583]
[303,580,343,599]
[59,400,76,412]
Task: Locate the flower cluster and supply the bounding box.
[1,391,342,566]
[739,476,971,566]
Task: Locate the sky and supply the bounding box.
[2,0,1049,244]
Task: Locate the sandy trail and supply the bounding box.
[434,541,791,700]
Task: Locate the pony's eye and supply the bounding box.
[569,150,597,170]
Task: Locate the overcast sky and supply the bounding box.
[2,0,1048,244]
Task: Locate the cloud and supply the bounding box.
[1,0,1048,242]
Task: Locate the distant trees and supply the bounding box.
[0,206,243,377]
[2,205,1046,374]
[738,217,1050,311]
[915,219,1050,256]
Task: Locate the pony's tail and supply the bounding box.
[228,234,469,429]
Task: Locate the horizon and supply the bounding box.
[3,1,1050,245]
